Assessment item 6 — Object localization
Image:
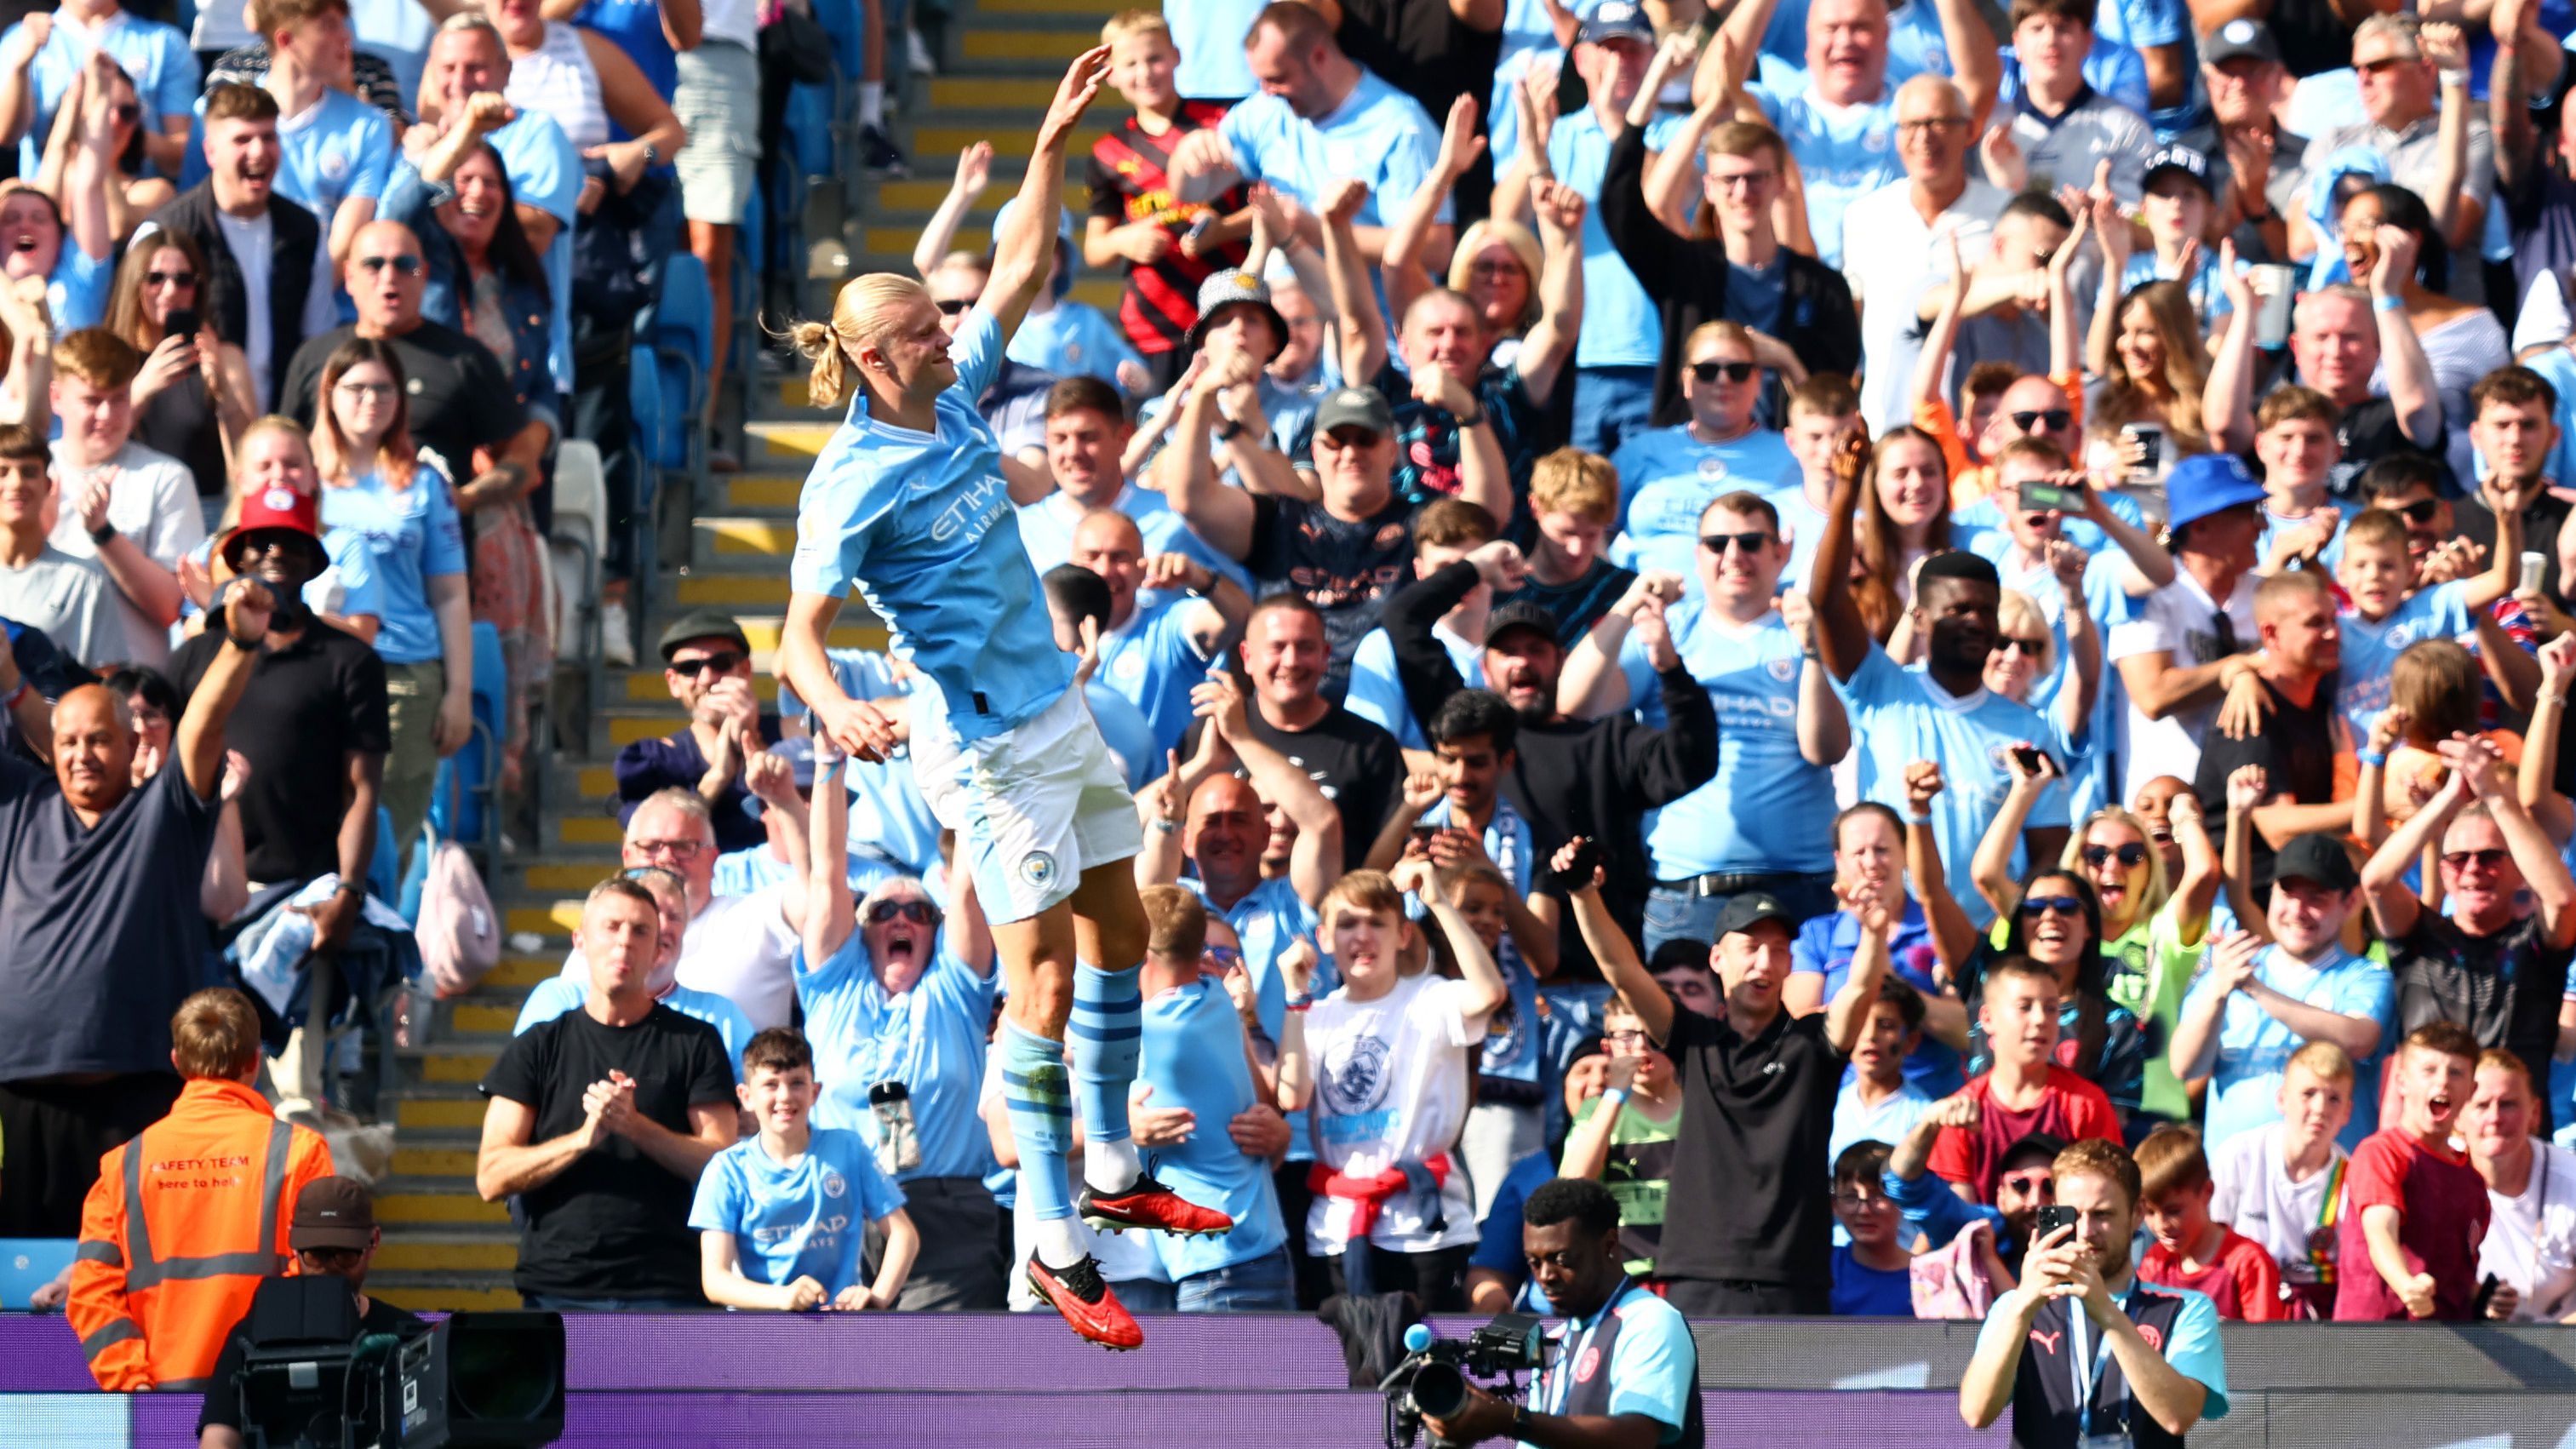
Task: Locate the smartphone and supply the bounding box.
[1411,823,1440,850]
[164,306,197,341]
[2035,1205,2081,1240]
[2011,744,2051,775]
[2522,551,2547,595]
[2020,481,2080,511]
[2470,1272,2502,1319]
[2121,422,2165,478]
[1182,212,1216,251]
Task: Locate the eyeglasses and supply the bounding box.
[1468,260,1525,279]
[2441,848,2509,870]
[669,650,743,677]
[2020,894,2084,918]
[1832,1190,1892,1210]
[1708,169,1777,191]
[867,898,941,926]
[630,837,707,860]
[933,297,976,315]
[354,254,422,276]
[1202,943,1244,971]
[144,269,196,289]
[1896,115,1967,134]
[2082,842,2149,868]
[1699,531,1777,555]
[1688,359,1759,383]
[334,381,397,399]
[1997,636,2050,657]
[1605,1028,1650,1045]
[2390,498,2442,524]
[2009,409,2073,433]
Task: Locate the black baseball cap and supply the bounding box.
[1483,599,1558,649]
[657,609,753,662]
[1714,892,1793,940]
[2203,17,2281,67]
[1999,1131,2068,1176]
[289,1177,376,1251]
[2144,144,2214,198]
[2275,833,2361,892]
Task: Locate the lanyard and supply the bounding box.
[1542,1279,1636,1418]
[2307,1154,2346,1282]
[2067,1291,2131,1441]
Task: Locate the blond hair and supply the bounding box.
[791,272,929,410]
[171,988,261,1079]
[1530,447,1618,525]
[1102,9,1170,44]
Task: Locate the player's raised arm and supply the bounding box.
[988,47,1113,344]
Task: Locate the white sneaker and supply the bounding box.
[907,26,936,75]
[601,601,636,667]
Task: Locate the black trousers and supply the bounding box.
[1661,1276,1830,1317]
[1325,1241,1472,1312]
[0,1073,184,1236]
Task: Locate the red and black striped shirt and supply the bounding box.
[1085,103,1250,358]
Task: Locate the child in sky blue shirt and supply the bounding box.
[2330,507,2516,742]
[692,1027,917,1309]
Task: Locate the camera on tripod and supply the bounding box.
[232,1275,566,1448]
[1382,1314,1551,1448]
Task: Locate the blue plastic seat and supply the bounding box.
[427,622,507,866]
[0,1238,74,1309]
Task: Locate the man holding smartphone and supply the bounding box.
[1961,1137,2232,1447]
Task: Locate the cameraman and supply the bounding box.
[1960,1139,2230,1448]
[197,1178,423,1449]
[1423,1178,1703,1449]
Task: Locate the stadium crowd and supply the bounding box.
[18,0,2576,1416]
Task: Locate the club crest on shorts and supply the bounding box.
[1019,850,1059,891]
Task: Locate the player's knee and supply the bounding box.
[1011,967,1075,1035]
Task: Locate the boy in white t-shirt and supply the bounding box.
[2207,1039,2354,1319]
[1304,861,1508,1308]
[690,1028,917,1311]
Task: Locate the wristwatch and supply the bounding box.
[641,143,661,167]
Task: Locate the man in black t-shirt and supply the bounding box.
[278,220,550,510]
[2192,570,2348,892]
[476,877,737,1309]
[2360,732,2576,1131]
[1178,595,1402,874]
[1167,382,1428,690]
[198,1177,426,1449]
[1578,869,1891,1317]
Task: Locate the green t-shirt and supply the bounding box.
[1566,1094,1680,1277]
[2104,902,2206,1123]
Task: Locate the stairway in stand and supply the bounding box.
[368,0,1125,1313]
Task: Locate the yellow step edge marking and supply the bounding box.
[421,1052,499,1083]
[372,1242,518,1271]
[395,1098,490,1130]
[557,816,623,847]
[392,1148,482,1177]
[375,1288,524,1312]
[451,1003,523,1034]
[375,1193,508,1223]
[487,955,561,987]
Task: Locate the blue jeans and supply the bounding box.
[1571,365,1658,458]
[1112,1246,1295,1313]
[1642,873,1839,957]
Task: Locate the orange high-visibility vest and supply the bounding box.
[66,1078,335,1391]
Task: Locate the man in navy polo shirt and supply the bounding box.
[1961,1137,2230,1447]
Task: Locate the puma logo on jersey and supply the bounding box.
[2028,1328,2062,1354]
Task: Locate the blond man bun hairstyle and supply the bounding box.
[792,272,935,410]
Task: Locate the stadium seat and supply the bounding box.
[627,343,667,598]
[653,255,715,501]
[425,622,508,872]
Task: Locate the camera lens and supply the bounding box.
[1410,1361,1470,1420]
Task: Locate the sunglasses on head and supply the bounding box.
[2009,409,2073,433]
[2020,894,2084,918]
[355,254,422,276]
[670,650,744,677]
[933,297,976,315]
[1699,531,1776,555]
[2441,848,2509,870]
[1688,359,1758,383]
[867,899,941,926]
[2082,842,2149,868]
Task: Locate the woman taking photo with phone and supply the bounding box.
[106,231,255,531]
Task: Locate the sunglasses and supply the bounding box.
[1321,427,1383,450]
[1996,636,2050,657]
[1688,359,1759,383]
[2356,56,2410,76]
[1998,1170,2054,1194]
[670,650,744,677]
[2020,895,2084,918]
[145,269,195,289]
[355,254,422,276]
[1896,116,1967,134]
[867,899,941,926]
[1699,531,1777,555]
[933,297,976,315]
[334,380,397,399]
[2082,843,2149,868]
[2009,409,2073,433]
[2441,848,2509,870]
[2390,498,2442,524]
[111,102,140,123]
[1203,943,1244,971]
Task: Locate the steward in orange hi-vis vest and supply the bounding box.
[66,988,335,1390]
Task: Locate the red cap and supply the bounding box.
[217,483,323,566]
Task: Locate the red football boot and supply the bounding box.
[1026,1253,1145,1351]
[1079,1171,1236,1238]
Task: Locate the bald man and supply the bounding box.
[278,219,552,514]
[0,576,274,1237]
[1068,508,1250,755]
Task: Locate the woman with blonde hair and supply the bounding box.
[105,228,255,529]
[778,47,1226,1353]
[2085,279,2212,509]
